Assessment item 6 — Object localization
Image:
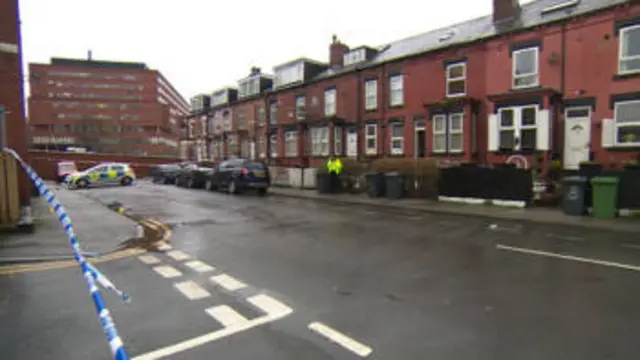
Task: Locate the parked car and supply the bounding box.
[153,162,193,184]
[67,162,136,189]
[175,161,216,189]
[205,158,270,195]
[56,161,77,183]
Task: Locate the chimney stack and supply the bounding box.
[329,34,349,68]
[493,0,521,24]
[250,66,261,76]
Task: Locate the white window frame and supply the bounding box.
[448,113,464,153]
[613,100,640,146]
[295,96,306,120]
[269,134,278,158]
[432,115,447,153]
[284,131,298,157]
[619,25,640,74]
[446,62,466,97]
[365,124,377,155]
[512,47,539,89]
[497,105,538,150]
[365,79,377,110]
[324,88,337,116]
[310,127,330,156]
[389,74,404,107]
[334,127,342,156]
[390,123,404,155]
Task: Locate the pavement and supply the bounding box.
[0,183,141,263]
[269,187,640,233]
[1,180,640,359]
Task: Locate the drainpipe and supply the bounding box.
[0,106,6,149]
[355,66,363,162]
[380,64,388,156]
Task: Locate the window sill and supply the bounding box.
[605,144,640,151]
[510,84,541,92]
[612,72,640,81]
[446,93,466,98]
[364,108,378,113]
[388,104,404,110]
[430,151,466,156]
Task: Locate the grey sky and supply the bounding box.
[20,0,534,100]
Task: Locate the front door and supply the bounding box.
[415,121,426,158]
[346,128,357,157]
[563,107,592,170]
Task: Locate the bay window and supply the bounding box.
[389,74,404,107]
[432,113,464,153]
[512,47,539,89]
[619,24,640,74]
[324,88,336,116]
[488,105,550,152]
[269,133,278,158]
[310,127,330,156]
[365,124,377,155]
[390,123,404,155]
[284,131,298,157]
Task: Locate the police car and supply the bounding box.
[66,162,136,189]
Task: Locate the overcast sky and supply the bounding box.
[20,0,534,101]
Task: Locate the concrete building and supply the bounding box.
[0,0,30,206]
[28,57,189,157]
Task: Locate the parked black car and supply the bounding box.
[204,158,270,195]
[153,162,193,184]
[176,161,216,188]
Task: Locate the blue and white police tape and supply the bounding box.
[2,148,130,360]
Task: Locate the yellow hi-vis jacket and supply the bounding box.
[326,158,343,174]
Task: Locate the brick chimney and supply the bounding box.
[493,0,521,24]
[329,34,349,68]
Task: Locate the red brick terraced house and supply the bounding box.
[197,0,640,173]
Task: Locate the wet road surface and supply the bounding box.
[2,181,640,360]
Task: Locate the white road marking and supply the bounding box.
[497,244,640,272]
[205,305,249,327]
[246,294,293,317]
[308,321,373,357]
[174,281,211,300]
[138,255,161,265]
[152,265,182,278]
[184,260,215,273]
[167,250,190,261]
[132,298,292,360]
[156,242,172,251]
[621,243,640,251]
[210,274,247,291]
[544,233,584,242]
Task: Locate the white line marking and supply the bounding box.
[156,242,172,251]
[138,255,161,265]
[308,321,373,357]
[621,243,640,250]
[210,274,247,291]
[496,244,640,272]
[205,305,249,327]
[167,250,190,261]
[246,294,293,317]
[544,233,584,242]
[174,281,211,300]
[132,302,292,360]
[185,260,215,273]
[152,265,182,278]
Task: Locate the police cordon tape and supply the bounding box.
[2,148,130,360]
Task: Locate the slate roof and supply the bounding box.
[313,0,630,81]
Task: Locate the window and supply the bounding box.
[448,113,464,152]
[446,63,466,97]
[310,127,330,156]
[390,123,404,155]
[619,25,640,74]
[295,96,306,120]
[365,80,377,110]
[498,106,538,150]
[285,131,297,157]
[343,49,366,66]
[614,101,640,145]
[512,47,539,88]
[432,115,447,153]
[274,62,304,88]
[236,110,245,129]
[334,127,343,156]
[257,133,266,158]
[257,106,266,124]
[365,124,377,155]
[269,101,277,125]
[324,88,337,116]
[269,134,278,158]
[389,74,404,107]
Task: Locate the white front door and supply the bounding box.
[346,129,357,157]
[563,107,592,170]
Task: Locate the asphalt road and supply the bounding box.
[2,181,640,360]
